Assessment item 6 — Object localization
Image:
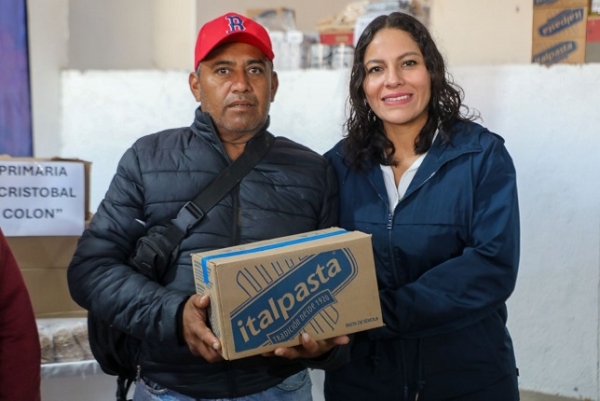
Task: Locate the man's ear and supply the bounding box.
[270,71,279,102]
[189,71,201,102]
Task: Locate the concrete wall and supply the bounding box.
[429,0,533,66]
[27,0,68,158]
[67,0,153,69]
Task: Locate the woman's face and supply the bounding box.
[362,28,431,135]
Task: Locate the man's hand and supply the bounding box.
[264,333,350,360]
[182,294,224,363]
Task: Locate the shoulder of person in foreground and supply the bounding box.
[270,135,341,227]
[270,135,333,166]
[0,230,41,401]
[131,126,194,153]
[450,120,509,149]
[323,139,345,169]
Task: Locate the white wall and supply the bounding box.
[153,0,197,70]
[68,0,154,69]
[58,65,600,400]
[455,65,600,399]
[429,0,533,66]
[27,0,69,158]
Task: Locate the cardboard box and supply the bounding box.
[533,0,590,10]
[1,155,91,317]
[532,0,589,64]
[587,16,600,61]
[532,38,587,63]
[192,228,383,360]
[7,233,87,318]
[0,156,92,236]
[532,6,588,41]
[319,30,354,46]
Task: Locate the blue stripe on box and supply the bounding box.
[201,229,347,284]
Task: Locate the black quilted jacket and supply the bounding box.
[67,108,342,398]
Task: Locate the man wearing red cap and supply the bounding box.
[68,12,348,401]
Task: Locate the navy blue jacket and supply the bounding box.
[68,108,341,398]
[324,121,519,400]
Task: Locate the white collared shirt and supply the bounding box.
[380,153,427,214]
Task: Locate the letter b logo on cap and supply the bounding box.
[226,15,246,34]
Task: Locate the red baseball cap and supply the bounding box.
[194,12,274,69]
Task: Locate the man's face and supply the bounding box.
[190,42,278,139]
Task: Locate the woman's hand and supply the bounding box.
[263,333,350,359]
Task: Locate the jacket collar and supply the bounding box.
[363,121,488,201]
[412,121,484,180]
[190,106,271,144]
[428,121,486,164]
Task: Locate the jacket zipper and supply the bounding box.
[387,211,400,285]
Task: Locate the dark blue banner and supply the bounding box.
[0,0,33,156]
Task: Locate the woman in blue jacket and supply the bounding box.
[324,12,520,401]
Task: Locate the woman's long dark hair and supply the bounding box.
[344,12,477,170]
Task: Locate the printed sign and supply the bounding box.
[0,161,85,236]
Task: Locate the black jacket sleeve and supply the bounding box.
[67,146,189,346]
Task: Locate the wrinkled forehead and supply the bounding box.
[199,42,274,71]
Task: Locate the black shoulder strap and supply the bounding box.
[160,132,275,249]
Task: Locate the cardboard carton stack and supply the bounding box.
[0,156,91,318]
[532,0,590,65]
[316,2,367,46]
[587,14,600,61]
[247,8,307,70]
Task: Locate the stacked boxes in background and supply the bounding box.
[313,2,361,69]
[532,0,590,65]
[247,8,307,70]
[319,30,354,46]
[192,228,383,360]
[1,156,95,367]
[247,2,431,70]
[587,15,600,61]
[8,234,87,318]
[0,156,91,318]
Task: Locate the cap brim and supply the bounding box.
[200,32,274,65]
